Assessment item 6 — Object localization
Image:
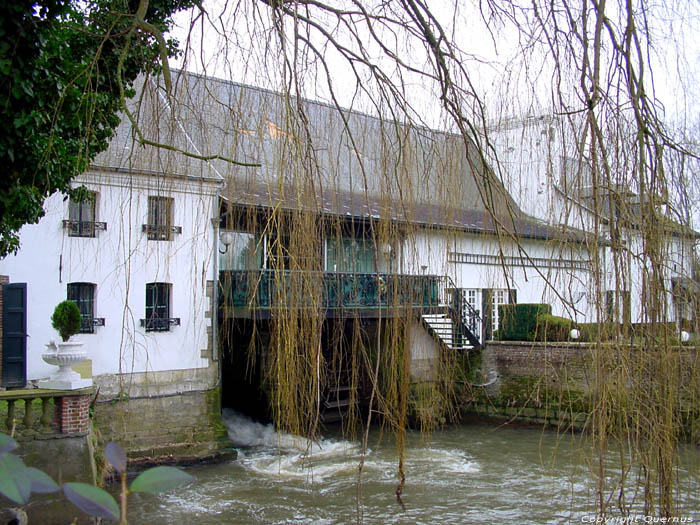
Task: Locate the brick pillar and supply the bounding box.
[0,275,8,382]
[55,394,91,434]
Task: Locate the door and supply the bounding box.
[2,283,27,387]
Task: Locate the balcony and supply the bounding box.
[79,317,105,334]
[219,270,441,318]
[142,224,182,241]
[139,317,181,332]
[62,220,107,238]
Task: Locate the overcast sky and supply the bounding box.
[169,1,700,130]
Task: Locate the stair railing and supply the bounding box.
[440,275,482,349]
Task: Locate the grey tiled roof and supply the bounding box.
[224,181,590,243]
[94,70,589,243]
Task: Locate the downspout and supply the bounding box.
[212,193,222,390]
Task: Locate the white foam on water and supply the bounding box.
[413,447,478,467]
[222,409,483,486]
[222,408,280,448]
[445,459,480,473]
[223,408,363,481]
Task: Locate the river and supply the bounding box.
[126,410,700,524]
[17,409,700,523]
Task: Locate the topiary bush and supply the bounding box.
[51,301,82,342]
[577,322,625,342]
[498,303,552,341]
[534,314,574,342]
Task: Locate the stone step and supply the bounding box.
[324,398,352,409]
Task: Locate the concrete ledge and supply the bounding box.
[94,366,217,400]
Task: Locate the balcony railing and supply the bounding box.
[63,220,107,238]
[0,388,93,438]
[139,317,181,332]
[79,317,105,334]
[219,270,441,312]
[142,224,182,241]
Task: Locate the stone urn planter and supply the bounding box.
[39,340,92,390]
[38,301,92,390]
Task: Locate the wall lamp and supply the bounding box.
[219,231,234,254]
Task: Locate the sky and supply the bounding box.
[168,1,700,127]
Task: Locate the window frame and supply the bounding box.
[67,282,97,334]
[145,196,176,241]
[144,282,176,332]
[66,192,98,238]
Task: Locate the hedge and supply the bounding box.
[498,303,551,341]
[534,314,573,342]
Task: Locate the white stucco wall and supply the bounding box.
[0,169,222,381]
[488,115,698,325]
[404,229,595,323]
[408,320,441,382]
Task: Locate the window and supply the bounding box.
[220,232,263,271]
[64,191,106,237]
[144,196,181,241]
[266,232,292,270]
[491,289,507,332]
[67,283,103,333]
[326,238,375,273]
[142,283,179,332]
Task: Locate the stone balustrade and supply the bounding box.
[0,388,93,438]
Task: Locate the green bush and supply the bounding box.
[534,314,573,342]
[577,322,627,342]
[51,301,82,342]
[498,303,551,341]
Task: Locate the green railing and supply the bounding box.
[219,270,441,311]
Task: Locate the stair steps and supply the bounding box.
[422,312,473,350]
[321,384,355,423]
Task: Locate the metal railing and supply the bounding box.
[440,276,482,349]
[62,220,107,238]
[142,224,182,241]
[79,317,105,334]
[219,270,441,311]
[139,317,181,331]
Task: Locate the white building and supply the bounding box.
[0,76,223,391]
[0,72,596,403]
[488,114,699,327]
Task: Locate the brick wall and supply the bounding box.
[0,275,8,382]
[54,394,91,435]
[485,341,591,387]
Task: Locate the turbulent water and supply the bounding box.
[124,410,700,524]
[17,410,700,524]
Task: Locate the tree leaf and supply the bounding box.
[129,466,195,494]
[0,433,18,455]
[63,482,120,521]
[25,467,59,493]
[0,453,30,505]
[104,442,127,474]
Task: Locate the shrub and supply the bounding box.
[576,322,628,342]
[498,303,551,341]
[534,314,574,342]
[51,301,82,342]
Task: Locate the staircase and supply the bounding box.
[422,278,482,351]
[422,313,468,350]
[320,384,355,423]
